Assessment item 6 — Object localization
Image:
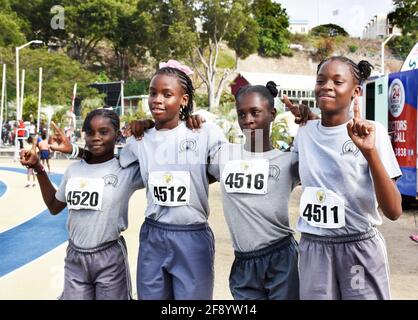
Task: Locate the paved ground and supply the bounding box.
[0,158,417,299]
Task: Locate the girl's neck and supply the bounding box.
[320,110,351,127]
[87,153,114,164]
[155,119,181,130]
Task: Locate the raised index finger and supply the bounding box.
[32,135,38,151]
[51,121,66,137]
[282,95,294,109]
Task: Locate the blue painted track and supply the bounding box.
[0,167,68,277]
[0,180,6,198]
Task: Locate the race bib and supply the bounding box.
[65,178,104,211]
[149,171,190,206]
[221,159,269,194]
[299,187,345,229]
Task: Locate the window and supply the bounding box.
[378,84,383,94]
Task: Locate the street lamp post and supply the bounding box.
[381,33,401,75]
[15,40,43,121]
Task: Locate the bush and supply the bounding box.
[314,38,335,61]
[348,44,358,53]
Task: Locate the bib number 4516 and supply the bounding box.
[224,173,264,190]
[302,204,339,224]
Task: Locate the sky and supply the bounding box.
[276,0,395,37]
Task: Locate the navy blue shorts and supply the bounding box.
[229,235,300,300]
[137,218,215,300]
[40,150,50,160]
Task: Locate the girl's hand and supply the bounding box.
[20,136,40,169]
[129,119,155,140]
[347,98,376,154]
[186,114,206,131]
[282,95,319,125]
[49,121,73,154]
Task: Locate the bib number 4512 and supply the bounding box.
[302,204,339,224]
[153,186,186,202]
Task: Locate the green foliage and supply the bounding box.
[121,104,151,125]
[252,0,292,57]
[63,0,122,63]
[387,0,418,59]
[0,11,26,47]
[310,24,349,37]
[194,93,209,110]
[348,44,358,53]
[314,37,335,61]
[95,71,110,83]
[80,97,105,119]
[0,47,99,107]
[124,79,150,96]
[388,35,418,59]
[270,119,293,150]
[216,50,236,69]
[388,0,418,36]
[21,95,38,122]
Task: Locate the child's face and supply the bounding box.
[236,92,276,140]
[148,74,189,129]
[315,60,360,114]
[84,116,117,157]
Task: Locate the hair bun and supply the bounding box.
[358,60,374,81]
[266,81,278,98]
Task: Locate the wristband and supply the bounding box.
[33,164,46,175]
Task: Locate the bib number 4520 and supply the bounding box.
[302,204,339,224]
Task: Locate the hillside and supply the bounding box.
[237,38,404,76]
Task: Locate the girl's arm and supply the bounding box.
[347,100,402,220]
[20,140,66,215]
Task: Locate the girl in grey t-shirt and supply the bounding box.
[20,109,143,300]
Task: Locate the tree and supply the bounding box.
[136,0,259,111]
[107,1,147,80]
[387,0,418,59]
[63,0,121,64]
[0,11,26,46]
[310,24,349,37]
[252,0,292,57]
[0,0,26,46]
[0,47,99,115]
[9,0,66,45]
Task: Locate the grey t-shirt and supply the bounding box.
[208,143,299,252]
[294,119,402,236]
[56,158,144,248]
[120,121,226,224]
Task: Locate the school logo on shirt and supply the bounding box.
[179,138,197,153]
[316,190,326,203]
[103,174,118,187]
[341,140,359,157]
[241,161,250,171]
[268,165,281,181]
[163,173,173,183]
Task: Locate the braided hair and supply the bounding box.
[152,67,194,120]
[235,81,279,108]
[317,56,374,85]
[82,108,120,133]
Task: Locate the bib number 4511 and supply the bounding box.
[302,204,339,224]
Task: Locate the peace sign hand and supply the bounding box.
[282,95,319,125]
[49,121,73,154]
[20,135,40,168]
[346,97,376,153]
